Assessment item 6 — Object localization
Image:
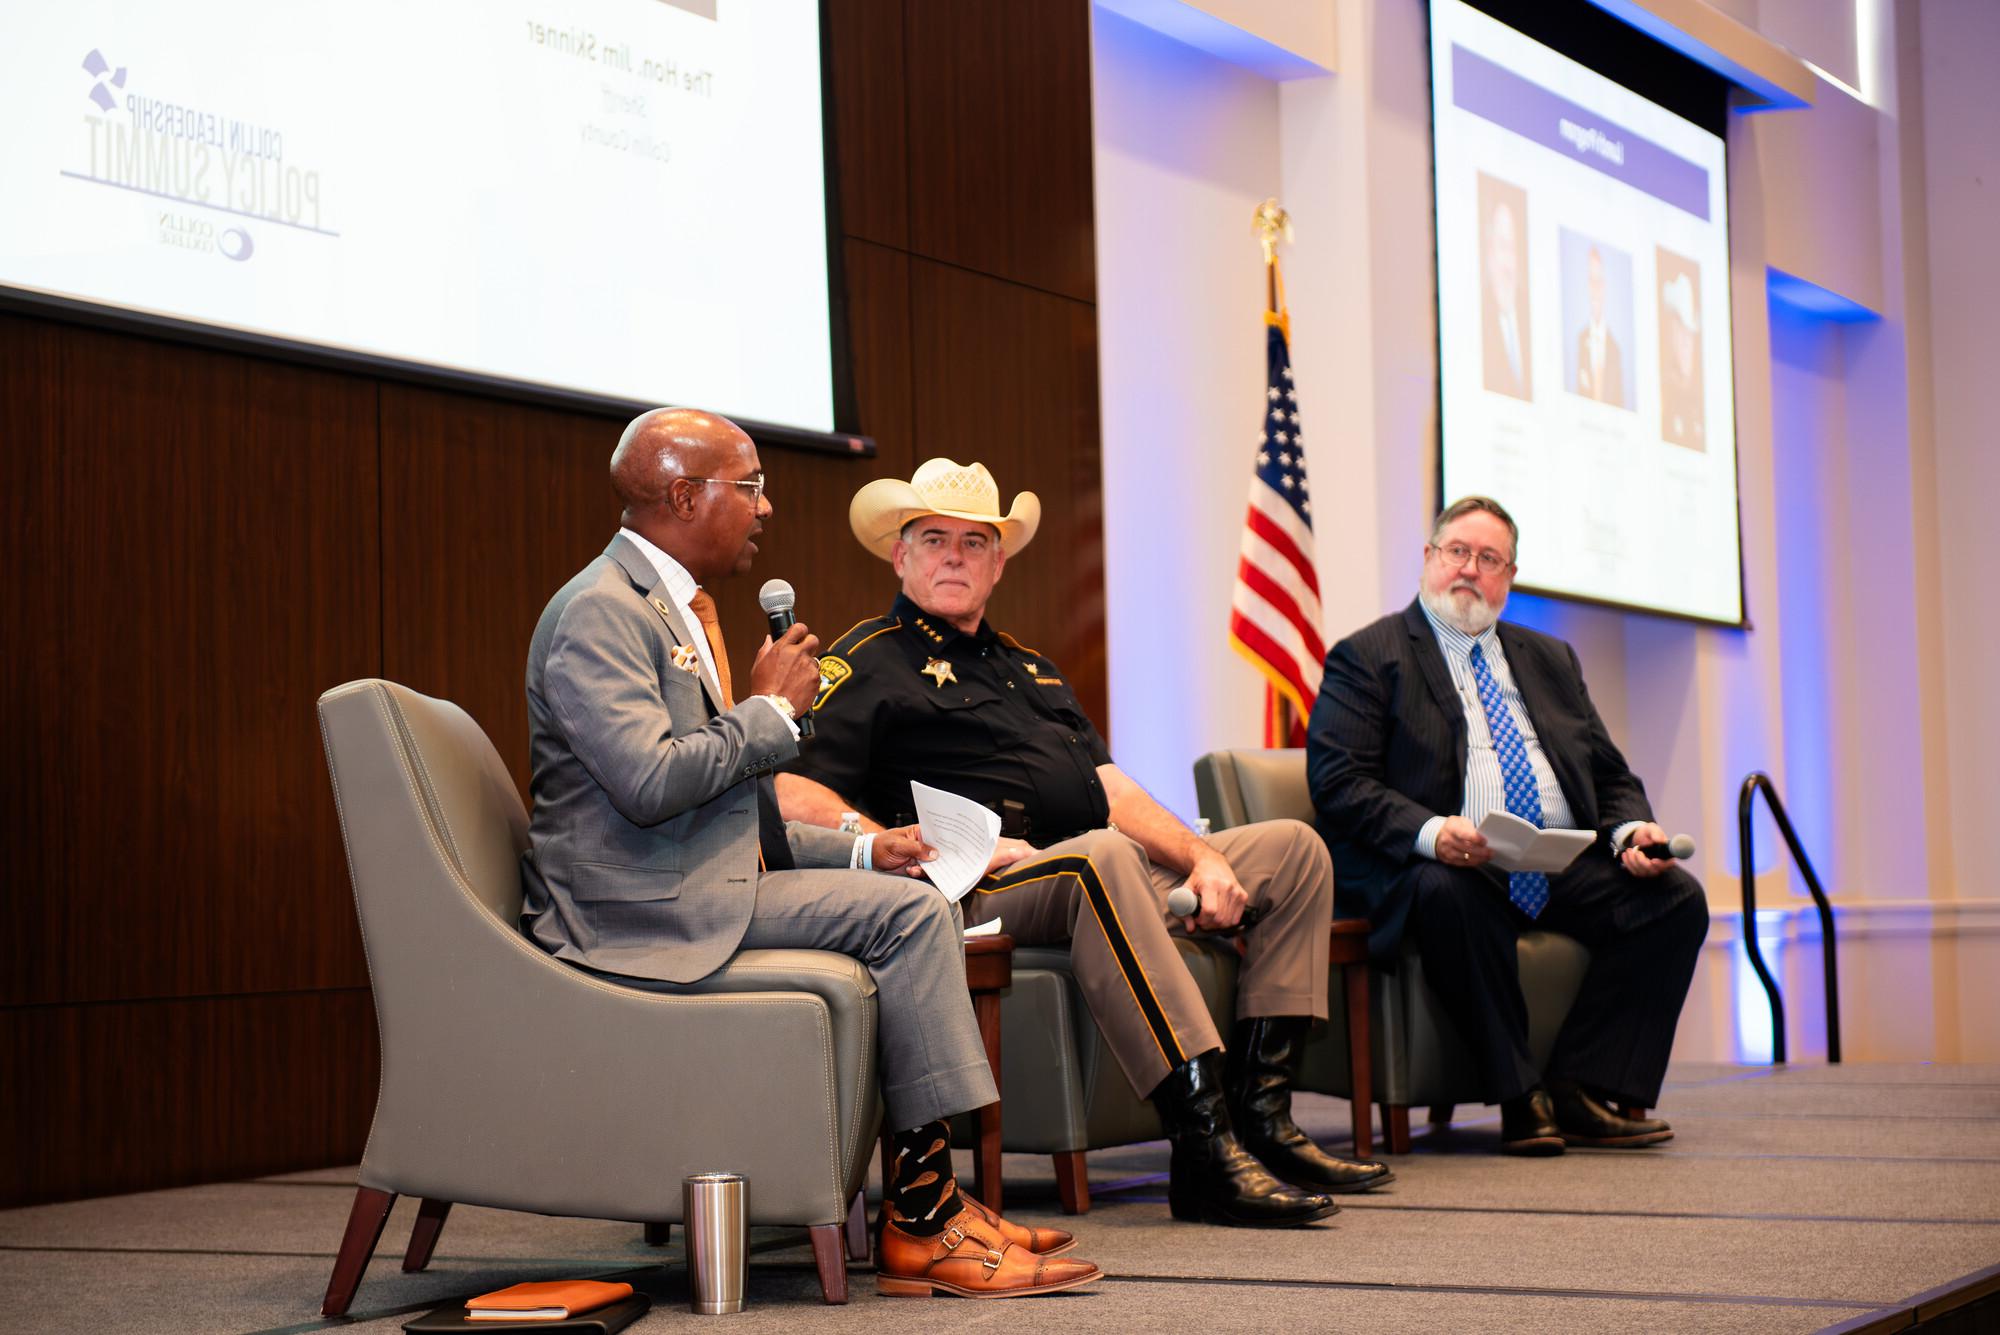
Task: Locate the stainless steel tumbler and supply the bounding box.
[682,1172,748,1314]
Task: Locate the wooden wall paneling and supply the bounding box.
[906,260,1105,725]
[0,990,377,1207]
[708,238,916,682]
[838,239,917,467]
[0,315,380,1008]
[826,0,910,249]
[378,386,624,798]
[904,0,1097,303]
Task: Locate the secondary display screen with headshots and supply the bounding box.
[1430,0,1742,624]
[0,0,838,436]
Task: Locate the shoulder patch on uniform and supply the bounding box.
[997,630,1047,658]
[828,616,906,658]
[814,655,854,709]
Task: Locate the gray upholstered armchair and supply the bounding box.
[315,680,879,1312]
[1193,747,1592,1153]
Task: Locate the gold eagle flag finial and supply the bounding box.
[1254,198,1294,331]
[1252,197,1293,266]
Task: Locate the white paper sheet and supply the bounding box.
[1477,810,1596,874]
[911,781,1001,903]
[963,918,1004,938]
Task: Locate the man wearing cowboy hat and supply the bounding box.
[1659,268,1705,451]
[776,458,1391,1229]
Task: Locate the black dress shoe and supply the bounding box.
[1226,1018,1395,1194]
[1549,1080,1673,1147]
[1499,1088,1565,1156]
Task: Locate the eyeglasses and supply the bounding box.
[689,472,766,505]
[1431,541,1512,575]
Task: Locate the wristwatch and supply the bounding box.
[762,694,798,722]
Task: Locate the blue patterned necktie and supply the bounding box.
[1467,643,1550,918]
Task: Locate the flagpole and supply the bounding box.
[1231,197,1322,753]
[1253,199,1296,748]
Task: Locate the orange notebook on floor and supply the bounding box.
[465,1281,634,1321]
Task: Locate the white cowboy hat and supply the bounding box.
[1662,272,1700,333]
[850,458,1042,560]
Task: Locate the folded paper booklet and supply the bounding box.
[402,1289,650,1333]
[466,1281,632,1320]
[1476,810,1595,875]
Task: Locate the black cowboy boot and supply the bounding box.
[1151,1050,1341,1227]
[1226,1017,1394,1193]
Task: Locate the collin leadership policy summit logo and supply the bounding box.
[62,44,339,262]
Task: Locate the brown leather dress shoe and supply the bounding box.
[1499,1088,1565,1156]
[1550,1080,1674,1147]
[878,1207,1102,1299]
[957,1192,1078,1256]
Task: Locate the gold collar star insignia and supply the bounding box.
[921,657,957,688]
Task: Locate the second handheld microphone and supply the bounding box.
[1638,833,1696,861]
[1166,885,1266,931]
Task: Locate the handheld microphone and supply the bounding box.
[756,578,814,739]
[1166,885,1265,932]
[1639,834,1696,861]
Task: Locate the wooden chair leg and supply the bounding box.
[323,1186,396,1316]
[1053,1150,1090,1215]
[643,1222,672,1247]
[1428,1104,1455,1127]
[401,1197,451,1272]
[1384,1103,1413,1155]
[844,1190,870,1263]
[974,1100,1004,1212]
[1342,959,1375,1158]
[808,1223,848,1304]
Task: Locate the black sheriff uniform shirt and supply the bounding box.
[789,593,1114,841]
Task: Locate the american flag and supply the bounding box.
[1227,306,1325,748]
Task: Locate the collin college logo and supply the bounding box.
[82,48,125,110]
[84,47,256,263]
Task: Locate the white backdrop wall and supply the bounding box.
[1094,6,1282,821]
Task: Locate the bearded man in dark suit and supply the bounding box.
[1305,496,1708,1155]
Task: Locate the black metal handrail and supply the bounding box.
[1736,772,1841,1064]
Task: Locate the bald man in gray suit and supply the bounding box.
[520,408,1099,1298]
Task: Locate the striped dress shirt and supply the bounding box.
[1413,601,1579,860]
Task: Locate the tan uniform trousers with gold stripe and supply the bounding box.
[960,819,1333,1099]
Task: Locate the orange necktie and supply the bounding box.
[686,589,734,707]
[688,588,770,870]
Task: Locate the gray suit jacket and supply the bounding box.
[521,535,855,983]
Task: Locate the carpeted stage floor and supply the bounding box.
[3,1063,1996,1334]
